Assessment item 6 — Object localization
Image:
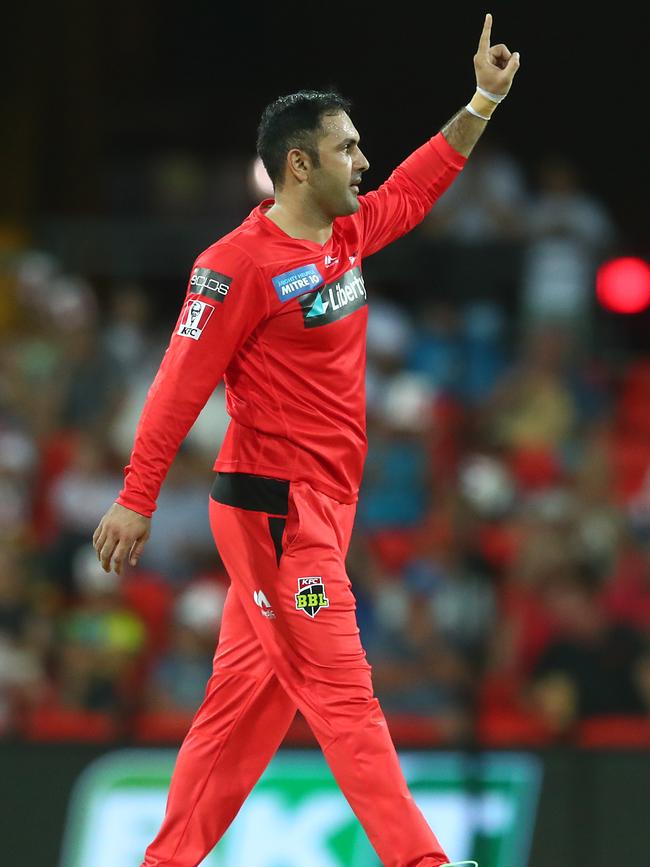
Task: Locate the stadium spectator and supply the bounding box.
[529,569,650,731]
[53,546,147,714]
[360,371,434,531]
[43,433,124,592]
[480,321,578,453]
[0,540,48,732]
[418,138,528,243]
[521,153,617,332]
[136,444,218,582]
[145,579,225,713]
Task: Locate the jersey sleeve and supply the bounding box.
[116,243,268,517]
[356,132,467,258]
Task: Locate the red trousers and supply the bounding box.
[142,474,448,867]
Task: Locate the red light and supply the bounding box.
[596,257,650,314]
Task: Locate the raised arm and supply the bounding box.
[441,12,521,157]
[354,13,520,259]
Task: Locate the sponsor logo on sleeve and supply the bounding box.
[298,266,367,327]
[189,267,233,302]
[177,298,215,340]
[254,589,275,619]
[295,576,329,618]
[272,264,324,302]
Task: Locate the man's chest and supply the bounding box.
[260,248,368,353]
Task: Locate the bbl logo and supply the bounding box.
[295,577,329,618]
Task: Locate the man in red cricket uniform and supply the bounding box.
[93,15,519,867]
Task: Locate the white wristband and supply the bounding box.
[465,103,491,121]
[476,85,505,104]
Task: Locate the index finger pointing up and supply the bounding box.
[478,12,493,53]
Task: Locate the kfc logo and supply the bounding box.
[177,299,214,340]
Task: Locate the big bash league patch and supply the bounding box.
[295,577,330,618]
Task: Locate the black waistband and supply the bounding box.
[210,472,289,515]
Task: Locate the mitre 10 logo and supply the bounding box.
[295,577,330,618]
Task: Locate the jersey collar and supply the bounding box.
[254,199,334,250]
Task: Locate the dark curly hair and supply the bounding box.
[256,90,352,188]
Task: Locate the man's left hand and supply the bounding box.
[474,13,520,98]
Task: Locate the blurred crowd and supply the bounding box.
[2,141,650,746]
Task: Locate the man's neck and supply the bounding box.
[264,199,333,246]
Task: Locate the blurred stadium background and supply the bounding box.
[3,3,650,866]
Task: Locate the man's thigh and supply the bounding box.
[209,480,369,686]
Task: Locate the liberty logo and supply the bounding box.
[299,266,367,328]
[295,577,329,618]
[177,298,215,340]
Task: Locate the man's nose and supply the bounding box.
[356,149,370,173]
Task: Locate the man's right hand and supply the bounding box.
[92,502,151,575]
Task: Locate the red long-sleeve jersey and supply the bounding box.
[117,133,466,517]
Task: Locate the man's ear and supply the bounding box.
[286,148,312,183]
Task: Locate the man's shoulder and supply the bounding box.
[194,209,364,285]
[333,210,364,243]
[195,216,278,273]
[196,227,259,267]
